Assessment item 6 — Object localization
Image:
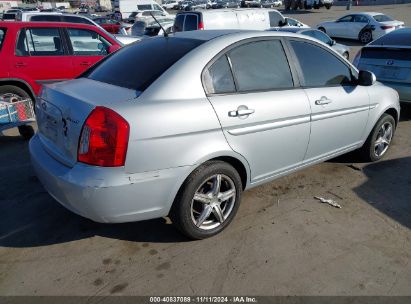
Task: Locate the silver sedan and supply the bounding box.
[30,30,400,239]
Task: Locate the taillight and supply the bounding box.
[78,106,129,167]
[353,49,362,68]
[198,21,204,30]
[381,25,394,30]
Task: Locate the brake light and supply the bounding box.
[198,21,204,30]
[78,106,129,167]
[353,49,362,68]
[381,25,394,30]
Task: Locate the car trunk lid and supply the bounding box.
[358,46,411,83]
[36,78,139,167]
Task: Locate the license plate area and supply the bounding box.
[38,99,62,143]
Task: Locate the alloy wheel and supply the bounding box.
[190,174,236,230]
[374,121,393,158]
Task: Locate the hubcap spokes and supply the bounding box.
[191,174,236,230]
[374,122,393,157]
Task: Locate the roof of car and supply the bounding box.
[173,29,314,42]
[0,21,100,28]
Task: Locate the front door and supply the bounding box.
[288,40,370,162]
[204,39,311,183]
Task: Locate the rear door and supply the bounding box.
[331,15,353,38]
[204,38,311,183]
[64,27,112,76]
[350,15,370,39]
[10,27,74,89]
[288,39,370,162]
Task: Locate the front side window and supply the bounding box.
[228,40,294,92]
[290,40,353,87]
[204,55,236,94]
[338,15,353,22]
[312,30,332,45]
[16,28,64,56]
[67,28,110,56]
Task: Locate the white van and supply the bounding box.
[117,0,168,19]
[173,9,286,32]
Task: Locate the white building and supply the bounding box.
[0,0,23,12]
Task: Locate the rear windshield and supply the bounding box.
[84,37,204,92]
[137,4,152,10]
[373,14,393,22]
[361,47,411,61]
[0,28,5,50]
[30,15,62,22]
[371,29,411,46]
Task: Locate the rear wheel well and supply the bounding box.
[210,156,248,190]
[384,108,398,128]
[0,81,35,102]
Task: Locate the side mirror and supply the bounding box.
[358,70,376,86]
[331,39,336,46]
[108,44,121,54]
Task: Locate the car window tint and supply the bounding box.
[67,28,110,56]
[174,15,184,32]
[373,14,393,22]
[205,55,236,94]
[290,41,352,87]
[338,15,353,22]
[228,40,293,92]
[0,28,5,50]
[85,37,205,92]
[371,29,411,46]
[353,15,368,23]
[184,14,198,31]
[137,4,152,10]
[30,15,62,22]
[16,28,64,56]
[312,30,331,45]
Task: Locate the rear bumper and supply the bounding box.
[29,134,191,223]
[380,81,411,103]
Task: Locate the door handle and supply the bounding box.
[79,61,91,66]
[15,62,27,67]
[315,96,332,105]
[228,105,255,118]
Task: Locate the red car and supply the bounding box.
[92,17,122,34]
[0,21,121,104]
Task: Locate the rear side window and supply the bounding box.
[373,14,393,22]
[67,28,111,56]
[174,14,184,32]
[0,29,6,51]
[85,37,205,92]
[30,15,62,22]
[290,41,352,87]
[16,28,64,56]
[184,14,198,31]
[204,55,236,94]
[228,40,294,92]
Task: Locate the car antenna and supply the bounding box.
[149,12,169,38]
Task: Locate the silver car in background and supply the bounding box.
[354,27,411,103]
[30,30,400,239]
[271,27,350,59]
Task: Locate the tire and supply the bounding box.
[325,4,331,9]
[18,125,35,140]
[318,27,326,33]
[0,85,32,104]
[170,161,243,240]
[342,52,349,60]
[359,30,372,44]
[360,114,396,162]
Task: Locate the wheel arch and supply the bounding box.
[384,107,399,128]
[0,79,36,102]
